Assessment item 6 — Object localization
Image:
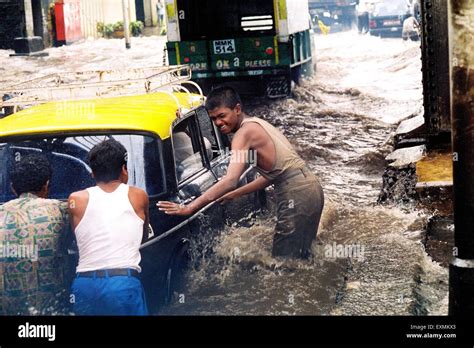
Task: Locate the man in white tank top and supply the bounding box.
[68,139,149,315]
[158,86,324,259]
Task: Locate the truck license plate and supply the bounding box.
[213,39,236,54]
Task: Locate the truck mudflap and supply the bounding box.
[266,75,291,98]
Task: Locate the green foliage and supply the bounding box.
[97,20,144,38]
[130,21,144,37]
[96,21,114,38]
[104,24,114,38]
[113,21,124,31]
[96,21,105,36]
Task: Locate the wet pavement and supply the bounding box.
[0,31,449,315]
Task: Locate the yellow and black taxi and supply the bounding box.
[0,68,263,312]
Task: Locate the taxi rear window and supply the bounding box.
[374,0,409,17]
[0,134,164,203]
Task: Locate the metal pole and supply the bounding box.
[122,0,131,49]
[448,0,474,316]
[420,0,451,140]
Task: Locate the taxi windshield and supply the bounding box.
[0,134,164,203]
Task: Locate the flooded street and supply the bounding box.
[0,32,449,316]
[160,32,448,315]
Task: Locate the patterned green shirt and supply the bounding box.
[0,193,69,315]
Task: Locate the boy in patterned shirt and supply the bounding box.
[0,153,70,315]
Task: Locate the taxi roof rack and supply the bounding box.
[0,65,199,111]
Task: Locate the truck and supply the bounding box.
[164,0,314,98]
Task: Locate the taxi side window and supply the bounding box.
[196,106,230,160]
[172,115,206,182]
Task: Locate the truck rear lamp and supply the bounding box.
[265,47,274,55]
[190,45,196,53]
[255,40,261,47]
[184,57,190,63]
[369,20,377,29]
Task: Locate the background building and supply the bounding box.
[0,0,158,50]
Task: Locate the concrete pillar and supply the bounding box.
[448,0,474,316]
[151,0,158,26]
[23,0,34,37]
[11,0,47,55]
[143,0,152,27]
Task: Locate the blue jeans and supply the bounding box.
[71,272,148,315]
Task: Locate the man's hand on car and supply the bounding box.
[157,201,193,215]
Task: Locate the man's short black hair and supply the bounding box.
[88,139,127,183]
[205,85,242,111]
[11,153,52,195]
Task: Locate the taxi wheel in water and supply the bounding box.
[164,239,190,305]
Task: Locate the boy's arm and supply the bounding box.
[217,175,271,204]
[158,128,251,215]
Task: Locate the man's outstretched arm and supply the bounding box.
[157,129,250,215]
[217,175,271,204]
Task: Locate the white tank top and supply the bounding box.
[74,184,144,272]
